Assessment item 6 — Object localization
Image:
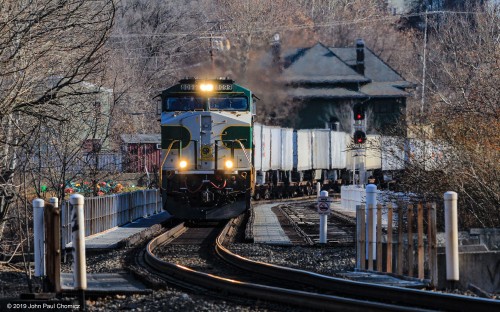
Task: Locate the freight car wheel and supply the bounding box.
[264,190,271,200]
[304,182,314,196]
[254,191,261,201]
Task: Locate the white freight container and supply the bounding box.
[330,131,348,169]
[381,136,405,171]
[345,134,381,170]
[253,123,262,171]
[406,138,448,171]
[311,129,330,169]
[269,126,282,170]
[295,130,313,171]
[365,135,382,170]
[405,138,426,168]
[281,128,294,171]
[260,125,272,171]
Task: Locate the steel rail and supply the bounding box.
[143,220,429,312]
[215,220,500,312]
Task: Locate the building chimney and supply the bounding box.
[271,33,282,72]
[356,39,365,76]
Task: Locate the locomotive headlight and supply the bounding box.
[199,83,214,92]
[179,160,188,169]
[224,159,234,169]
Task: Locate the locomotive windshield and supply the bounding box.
[164,97,204,111]
[209,97,248,111]
[164,96,248,111]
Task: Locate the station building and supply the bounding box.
[272,39,413,135]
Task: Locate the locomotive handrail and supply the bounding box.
[159,140,179,191]
[234,139,252,166]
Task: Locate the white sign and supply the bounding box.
[317,196,332,214]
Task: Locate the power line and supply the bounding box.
[109,11,487,38]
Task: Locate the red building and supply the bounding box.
[121,134,161,173]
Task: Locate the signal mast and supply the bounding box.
[352,104,366,185]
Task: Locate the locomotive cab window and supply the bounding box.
[164,97,204,111]
[209,97,248,111]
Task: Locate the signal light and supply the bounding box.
[353,105,365,121]
[179,160,188,169]
[353,130,366,144]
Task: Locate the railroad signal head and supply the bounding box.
[353,105,365,121]
[353,130,366,144]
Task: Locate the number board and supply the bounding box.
[216,83,233,91]
[179,83,233,92]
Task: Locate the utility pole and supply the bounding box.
[203,21,230,75]
[421,4,429,114]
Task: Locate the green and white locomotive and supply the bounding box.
[159,78,254,220]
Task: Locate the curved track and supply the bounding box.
[141,217,500,312]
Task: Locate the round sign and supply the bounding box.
[318,202,329,212]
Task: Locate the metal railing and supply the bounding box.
[61,189,161,247]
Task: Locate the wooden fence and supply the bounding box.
[356,202,437,285]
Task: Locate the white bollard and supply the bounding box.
[70,194,87,290]
[444,191,459,281]
[366,184,377,259]
[49,197,58,208]
[33,199,45,277]
[318,190,330,244]
[319,214,328,244]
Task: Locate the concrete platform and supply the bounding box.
[252,199,351,245]
[61,272,151,294]
[252,203,292,245]
[66,211,171,250]
[331,199,356,218]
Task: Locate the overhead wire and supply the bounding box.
[108,11,487,39]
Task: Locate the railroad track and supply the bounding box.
[277,200,356,245]
[138,214,500,312]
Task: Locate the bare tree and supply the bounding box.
[0,0,115,244]
[201,0,304,79]
[424,4,499,227]
[387,3,499,228]
[108,0,208,134]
